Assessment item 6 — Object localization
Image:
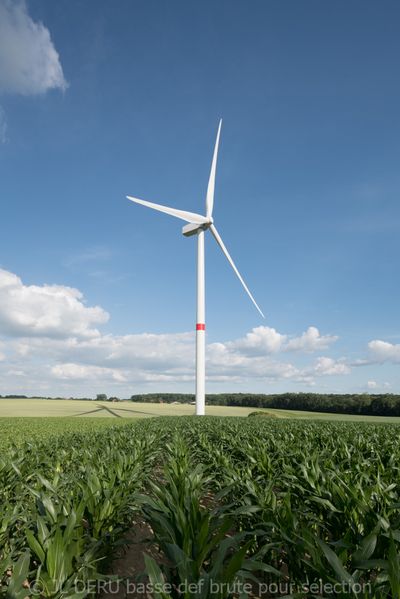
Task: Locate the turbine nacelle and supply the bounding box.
[182,218,213,237]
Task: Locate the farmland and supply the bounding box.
[0,398,267,419]
[3,398,400,422]
[1,416,400,598]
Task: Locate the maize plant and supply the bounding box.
[139,440,279,598]
[1,416,400,598]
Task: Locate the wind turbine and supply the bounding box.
[127,120,264,415]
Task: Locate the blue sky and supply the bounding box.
[0,0,399,397]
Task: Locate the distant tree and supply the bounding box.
[96,393,107,401]
[108,396,120,402]
[129,392,400,416]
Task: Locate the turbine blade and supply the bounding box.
[127,196,208,224]
[210,224,265,318]
[205,119,222,218]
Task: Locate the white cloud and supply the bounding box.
[368,340,400,364]
[0,268,109,339]
[312,357,351,376]
[0,0,67,95]
[206,340,304,381]
[225,326,286,356]
[51,363,127,383]
[206,329,343,384]
[220,325,338,357]
[11,331,194,370]
[366,380,391,391]
[285,326,338,352]
[0,267,352,395]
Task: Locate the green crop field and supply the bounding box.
[1,416,400,598]
[2,397,400,422]
[0,417,133,449]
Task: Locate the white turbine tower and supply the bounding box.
[127,120,264,415]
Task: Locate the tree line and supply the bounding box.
[130,392,400,416]
[3,393,400,416]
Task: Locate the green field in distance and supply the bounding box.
[2,397,400,422]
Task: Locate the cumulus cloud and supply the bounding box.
[0,0,67,95]
[0,268,109,339]
[224,326,286,356]
[366,380,391,391]
[221,325,338,357]
[12,332,194,370]
[368,340,400,364]
[0,267,352,394]
[50,362,196,385]
[206,340,304,381]
[312,357,351,376]
[51,363,128,383]
[6,332,309,387]
[205,327,343,384]
[285,326,338,352]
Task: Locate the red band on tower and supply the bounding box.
[196,324,206,331]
